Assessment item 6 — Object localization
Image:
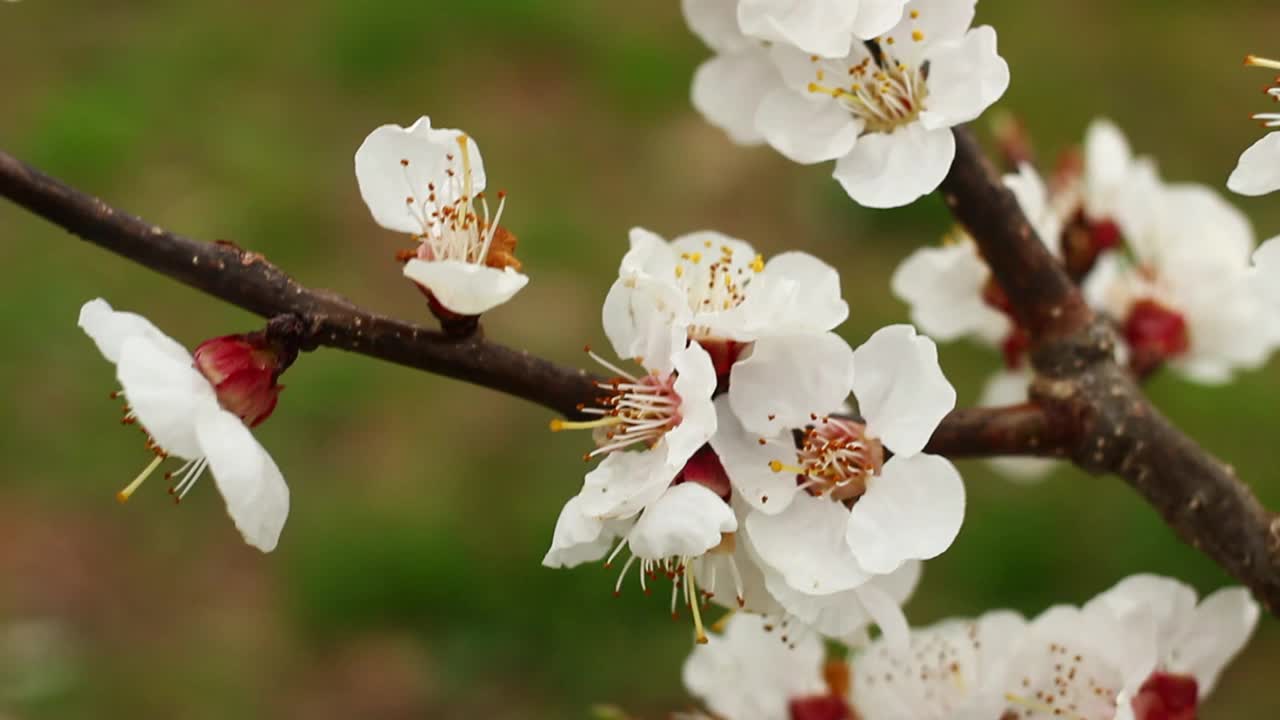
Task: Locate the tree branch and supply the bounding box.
[0,147,1065,463]
[0,149,599,418]
[940,125,1280,615]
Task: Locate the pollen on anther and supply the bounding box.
[912,30,925,42]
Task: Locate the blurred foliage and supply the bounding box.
[2,1,1280,718]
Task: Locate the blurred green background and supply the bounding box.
[2,1,1279,717]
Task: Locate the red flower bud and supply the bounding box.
[1129,671,1198,720]
[1124,300,1190,378]
[193,332,295,427]
[675,446,732,501]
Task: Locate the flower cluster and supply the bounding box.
[892,118,1280,480]
[545,228,961,647]
[686,0,1010,208]
[682,574,1259,720]
[355,116,528,325]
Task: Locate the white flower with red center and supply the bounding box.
[546,342,744,641]
[683,612,850,720]
[78,299,290,552]
[1084,180,1275,382]
[735,0,912,58]
[354,116,527,317]
[994,575,1258,720]
[604,228,852,439]
[758,0,1009,208]
[716,325,960,641]
[684,0,783,146]
[996,603,1156,720]
[850,610,1027,720]
[1086,574,1259,718]
[1228,55,1280,197]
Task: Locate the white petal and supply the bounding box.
[402,259,528,316]
[1252,236,1280,308]
[682,612,826,720]
[621,227,680,278]
[542,496,630,569]
[1228,132,1280,197]
[917,26,1009,130]
[729,333,854,437]
[682,0,752,52]
[757,87,861,165]
[1004,164,1062,256]
[1173,587,1260,695]
[878,0,976,66]
[845,453,964,574]
[629,483,736,560]
[852,0,910,39]
[195,408,289,552]
[856,580,911,652]
[723,251,849,336]
[737,0,857,57]
[1083,118,1135,218]
[693,50,783,146]
[852,324,956,456]
[671,230,759,263]
[117,336,218,460]
[666,342,719,465]
[709,397,800,514]
[602,277,688,372]
[354,118,485,234]
[747,492,871,595]
[833,123,956,209]
[890,243,1010,344]
[578,449,675,519]
[78,299,192,366]
[761,569,876,638]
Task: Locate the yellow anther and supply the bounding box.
[912,30,925,42]
[910,9,920,18]
[750,255,765,272]
[675,265,685,279]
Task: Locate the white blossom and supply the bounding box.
[604,228,851,438]
[1084,180,1275,383]
[725,325,959,641]
[354,116,528,316]
[78,299,289,552]
[758,0,1009,207]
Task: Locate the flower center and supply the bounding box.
[1128,672,1198,720]
[805,20,931,135]
[671,241,764,338]
[1003,640,1123,720]
[549,348,683,460]
[1245,54,1280,128]
[398,135,513,269]
[770,418,884,502]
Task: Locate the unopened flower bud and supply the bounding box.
[193,332,296,427]
[1124,299,1190,378]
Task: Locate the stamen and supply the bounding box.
[117,454,164,504]
[686,564,708,644]
[549,417,624,432]
[1246,54,1280,71]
